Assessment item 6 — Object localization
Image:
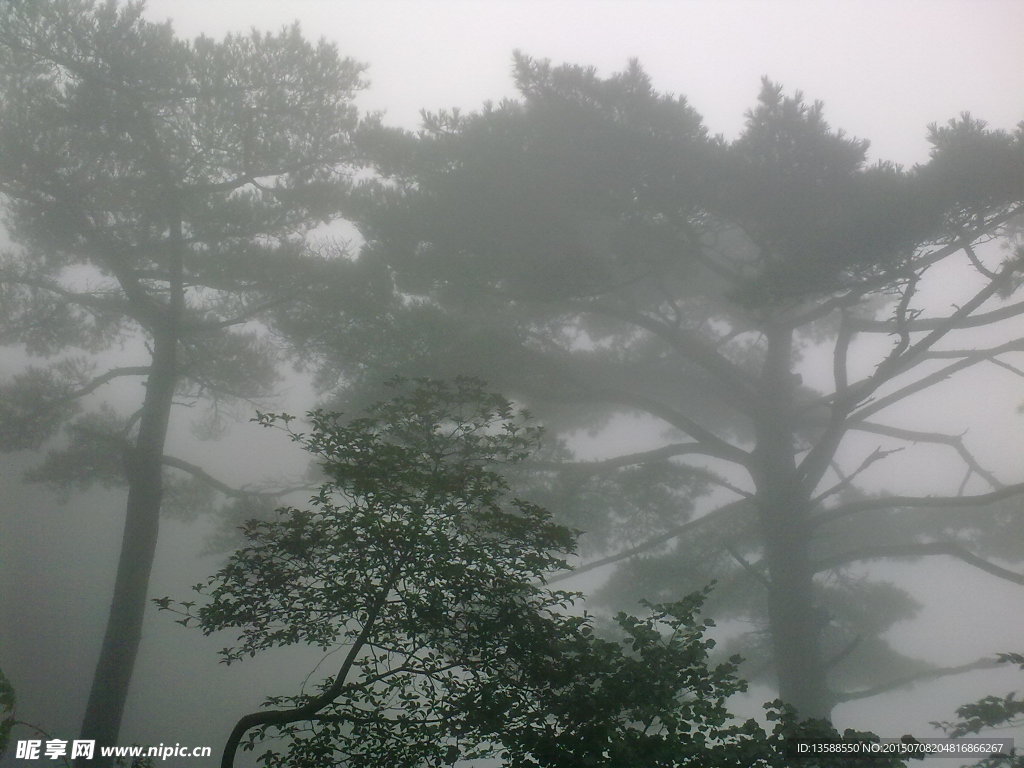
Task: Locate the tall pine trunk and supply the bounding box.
[755,325,830,720]
[76,329,176,766]
[77,213,184,765]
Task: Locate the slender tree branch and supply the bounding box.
[989,357,1024,378]
[724,541,770,587]
[534,443,754,497]
[851,421,1003,489]
[811,445,904,506]
[850,299,1024,333]
[789,205,1024,328]
[815,482,1024,527]
[181,293,300,335]
[221,567,401,768]
[547,499,753,584]
[919,338,1024,360]
[587,387,753,468]
[815,541,1024,585]
[537,442,713,471]
[0,270,140,321]
[160,454,311,500]
[834,657,1001,704]
[851,344,1019,422]
[60,366,152,403]
[825,635,864,670]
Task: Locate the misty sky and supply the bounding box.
[146,0,1024,739]
[143,0,1024,167]
[2,2,1022,764]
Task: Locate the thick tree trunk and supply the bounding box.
[76,328,177,765]
[755,325,830,720]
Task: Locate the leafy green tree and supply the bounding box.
[296,55,1024,720]
[931,653,1024,768]
[0,0,364,757]
[162,379,916,768]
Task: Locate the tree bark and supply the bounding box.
[76,328,177,766]
[755,324,830,720]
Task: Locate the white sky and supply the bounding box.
[144,0,1024,166]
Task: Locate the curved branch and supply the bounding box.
[851,298,1024,333]
[790,205,1024,329]
[548,499,754,584]
[853,263,1016,404]
[834,657,1000,704]
[815,482,1024,527]
[815,541,1024,586]
[537,442,713,471]
[61,366,151,403]
[851,340,1024,422]
[587,388,753,469]
[811,445,904,506]
[851,421,1003,489]
[0,270,139,321]
[221,568,400,768]
[536,443,754,497]
[160,454,310,500]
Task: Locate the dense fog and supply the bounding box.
[2,2,1023,767]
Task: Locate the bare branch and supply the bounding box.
[547,499,753,584]
[851,342,1022,422]
[850,299,1024,333]
[811,445,904,506]
[815,482,1024,527]
[161,454,311,499]
[536,444,754,498]
[834,657,1001,704]
[587,387,753,468]
[62,366,151,402]
[180,293,300,336]
[796,265,928,494]
[0,270,139,320]
[541,442,716,472]
[815,541,1024,586]
[959,235,1000,281]
[989,357,1024,379]
[855,263,1015,400]
[724,541,770,588]
[851,421,1003,489]
[920,338,1024,360]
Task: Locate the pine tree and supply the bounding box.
[0,1,364,758]
[305,55,1024,719]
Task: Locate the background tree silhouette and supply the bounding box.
[292,55,1024,719]
[0,1,365,758]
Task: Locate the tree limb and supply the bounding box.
[587,387,753,469]
[814,482,1024,527]
[811,445,904,506]
[851,421,1003,489]
[833,657,1001,704]
[221,567,401,768]
[789,205,1024,328]
[851,298,1024,333]
[815,541,1024,586]
[160,454,311,500]
[547,499,753,584]
[60,366,152,403]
